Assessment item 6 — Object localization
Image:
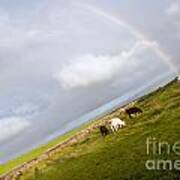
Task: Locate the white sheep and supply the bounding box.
[109,118,126,132]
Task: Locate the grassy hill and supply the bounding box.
[2,78,180,180]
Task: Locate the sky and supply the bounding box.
[0,0,179,163]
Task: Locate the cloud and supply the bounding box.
[166,2,180,16]
[12,103,39,116]
[0,117,30,142]
[54,40,160,89]
[166,2,180,39]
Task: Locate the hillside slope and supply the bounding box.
[5,79,180,179]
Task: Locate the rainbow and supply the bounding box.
[78,3,178,75]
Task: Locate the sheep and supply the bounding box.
[109,118,126,133]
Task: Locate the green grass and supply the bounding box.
[0,119,97,175]
[1,79,180,179]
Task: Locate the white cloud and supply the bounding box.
[0,117,30,142]
[166,2,180,38]
[54,40,158,89]
[166,2,180,16]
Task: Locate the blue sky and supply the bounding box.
[0,0,179,163]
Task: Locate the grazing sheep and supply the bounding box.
[109,118,126,133]
[126,107,143,118]
[99,126,109,137]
